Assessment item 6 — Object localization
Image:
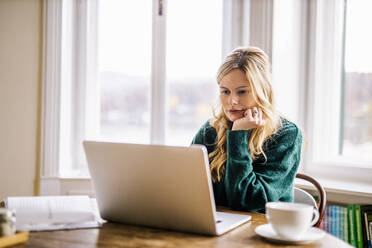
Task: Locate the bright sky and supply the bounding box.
[98,0,223,79]
[344,0,372,72]
[98,0,372,75]
[98,0,152,77]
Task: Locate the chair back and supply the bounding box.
[294,187,317,208]
[295,173,326,227]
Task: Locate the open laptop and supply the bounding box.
[83,141,251,235]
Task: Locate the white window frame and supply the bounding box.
[40,0,252,195]
[41,0,372,198]
[269,0,372,200]
[303,0,372,185]
[40,0,99,195]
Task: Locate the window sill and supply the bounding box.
[295,177,372,205]
[40,177,94,197]
[41,176,372,205]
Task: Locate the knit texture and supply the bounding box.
[192,118,302,212]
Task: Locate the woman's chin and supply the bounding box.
[226,114,242,122]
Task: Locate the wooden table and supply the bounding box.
[16,211,351,248]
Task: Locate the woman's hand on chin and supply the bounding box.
[232,107,265,131]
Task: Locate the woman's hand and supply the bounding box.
[232,107,265,131]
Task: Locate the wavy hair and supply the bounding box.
[209,47,282,182]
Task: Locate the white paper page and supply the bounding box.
[90,198,106,224]
[7,195,97,226]
[17,220,101,232]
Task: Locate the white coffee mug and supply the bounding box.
[265,202,319,240]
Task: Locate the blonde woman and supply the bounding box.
[192,47,302,212]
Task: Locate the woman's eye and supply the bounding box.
[220,90,230,95]
[237,90,247,95]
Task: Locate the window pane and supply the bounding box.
[342,0,372,160]
[165,0,222,146]
[98,0,152,143]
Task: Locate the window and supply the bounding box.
[98,0,222,143]
[341,0,372,161]
[41,0,371,196]
[97,0,222,148]
[270,0,372,185]
[303,0,372,182]
[61,0,223,177]
[165,0,222,145]
[98,0,152,144]
[40,0,249,194]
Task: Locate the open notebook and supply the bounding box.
[2,195,104,231]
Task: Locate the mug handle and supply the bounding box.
[309,207,319,227]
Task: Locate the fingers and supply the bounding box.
[253,107,258,116]
[247,107,265,126]
[258,109,265,125]
[232,107,265,131]
[253,107,259,124]
[246,109,253,120]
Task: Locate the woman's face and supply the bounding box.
[219,69,256,122]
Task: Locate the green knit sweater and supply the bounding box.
[191,118,302,213]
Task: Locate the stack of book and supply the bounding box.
[320,204,372,248]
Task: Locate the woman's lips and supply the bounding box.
[229,110,244,115]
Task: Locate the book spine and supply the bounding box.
[329,205,336,236]
[349,204,357,247]
[335,206,341,239]
[336,205,340,239]
[361,206,372,248]
[325,205,330,233]
[329,205,333,235]
[344,207,349,243]
[369,222,372,248]
[364,212,371,248]
[340,206,344,240]
[328,205,331,234]
[339,206,343,239]
[355,205,364,248]
[334,205,338,237]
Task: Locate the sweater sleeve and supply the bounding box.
[191,121,208,145]
[224,123,302,212]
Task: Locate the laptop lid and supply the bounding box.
[83,141,219,235]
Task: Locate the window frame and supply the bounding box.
[40,0,252,195]
[40,0,372,197]
[302,0,372,185]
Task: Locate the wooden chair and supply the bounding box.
[294,173,326,227]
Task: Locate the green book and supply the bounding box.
[355,205,364,248]
[348,204,357,247]
[343,207,349,243]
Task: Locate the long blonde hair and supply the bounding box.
[209,47,282,182]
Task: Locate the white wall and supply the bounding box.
[0,0,42,200]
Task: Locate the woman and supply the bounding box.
[192,47,302,212]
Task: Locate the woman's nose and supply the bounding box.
[230,95,239,105]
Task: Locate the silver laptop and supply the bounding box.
[83,141,251,235]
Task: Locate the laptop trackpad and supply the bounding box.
[215,211,251,235]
